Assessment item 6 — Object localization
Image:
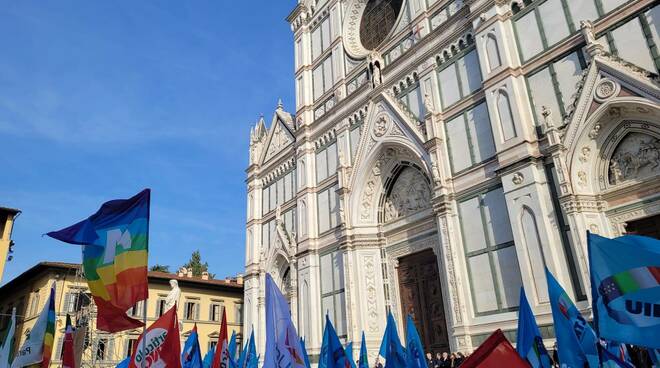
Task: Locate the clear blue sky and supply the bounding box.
[0,0,297,284]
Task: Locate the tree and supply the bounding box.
[182,250,215,279]
[150,264,170,273]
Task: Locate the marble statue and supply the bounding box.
[164,279,181,312]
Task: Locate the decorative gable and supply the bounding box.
[261,118,295,164]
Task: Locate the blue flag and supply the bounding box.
[182,325,203,368]
[263,273,306,368]
[378,313,407,368]
[319,315,352,368]
[202,345,215,368]
[599,340,634,368]
[546,268,599,368]
[243,330,258,368]
[516,288,551,368]
[404,315,425,368]
[228,331,237,362]
[588,232,660,349]
[358,332,369,368]
[116,357,130,368]
[300,338,311,368]
[345,342,356,368]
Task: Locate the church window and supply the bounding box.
[320,251,347,337]
[445,102,495,173]
[458,187,522,315]
[496,89,516,141]
[526,50,587,125]
[437,49,482,108]
[484,33,501,71]
[316,142,338,183]
[317,185,340,234]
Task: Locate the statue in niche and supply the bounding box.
[368,52,384,88]
[164,279,181,312]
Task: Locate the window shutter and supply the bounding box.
[107,338,115,362]
[55,337,64,360]
[195,303,200,321]
[63,293,72,313]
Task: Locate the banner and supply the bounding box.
[404,315,426,368]
[263,273,305,368]
[319,315,351,368]
[588,232,660,348]
[181,324,203,368]
[129,305,181,368]
[11,284,55,368]
[0,307,16,367]
[378,313,407,368]
[211,309,229,368]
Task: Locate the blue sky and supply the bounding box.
[0,0,297,284]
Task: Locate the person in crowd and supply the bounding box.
[439,352,450,368]
[455,352,465,367]
[449,353,457,367]
[426,352,436,368]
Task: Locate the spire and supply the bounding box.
[277,98,284,110]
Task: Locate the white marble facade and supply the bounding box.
[244,0,660,362]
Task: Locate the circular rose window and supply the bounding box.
[359,0,404,51]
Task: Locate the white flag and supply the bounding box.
[0,307,16,368]
[11,284,54,368]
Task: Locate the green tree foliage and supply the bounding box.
[149,264,170,273]
[182,250,215,279]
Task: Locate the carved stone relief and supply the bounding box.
[264,122,294,162]
[384,167,432,222]
[608,132,660,186]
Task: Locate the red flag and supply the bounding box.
[460,329,530,368]
[129,306,182,368]
[211,310,229,368]
[61,322,75,368]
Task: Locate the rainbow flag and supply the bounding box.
[47,189,150,332]
[38,287,56,367]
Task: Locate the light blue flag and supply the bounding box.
[181,325,203,368]
[237,336,248,368]
[245,331,258,368]
[600,340,634,368]
[588,232,660,349]
[345,342,356,368]
[203,345,215,368]
[116,357,130,368]
[300,338,311,368]
[378,313,407,368]
[404,315,425,368]
[358,332,369,368]
[319,315,352,368]
[228,331,237,363]
[263,273,306,368]
[516,288,551,368]
[546,268,599,368]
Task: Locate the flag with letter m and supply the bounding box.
[47,189,150,332]
[588,232,660,349]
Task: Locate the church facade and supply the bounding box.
[244,0,660,361]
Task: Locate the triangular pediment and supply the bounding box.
[561,52,660,156]
[260,116,295,164]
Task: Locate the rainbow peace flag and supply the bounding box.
[47,189,150,332]
[38,287,56,367]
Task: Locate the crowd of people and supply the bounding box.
[425,352,469,368]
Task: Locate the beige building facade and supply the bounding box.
[0,262,244,367]
[0,206,20,284]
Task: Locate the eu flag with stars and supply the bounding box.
[589,232,660,349]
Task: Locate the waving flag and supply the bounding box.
[345,342,357,368]
[263,273,305,368]
[404,315,426,368]
[378,313,407,368]
[182,324,203,368]
[129,305,182,368]
[319,315,351,368]
[0,307,15,367]
[546,268,599,368]
[228,331,237,363]
[300,338,311,368]
[202,348,214,368]
[516,288,551,368]
[47,189,150,332]
[211,310,230,368]
[588,232,660,348]
[599,340,634,368]
[11,283,55,368]
[117,357,130,368]
[61,315,76,368]
[460,329,528,368]
[244,331,258,368]
[358,333,369,368]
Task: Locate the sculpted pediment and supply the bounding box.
[261,118,295,164]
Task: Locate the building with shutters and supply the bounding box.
[0,206,20,283]
[0,262,244,366]
[244,0,660,363]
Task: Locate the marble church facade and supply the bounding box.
[244,0,660,362]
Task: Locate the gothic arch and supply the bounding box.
[484,33,501,72]
[379,163,432,223]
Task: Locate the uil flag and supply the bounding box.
[378,313,407,368]
[546,268,599,368]
[319,315,351,368]
[300,338,311,368]
[0,307,16,367]
[263,273,306,368]
[129,305,181,368]
[358,333,369,368]
[47,189,150,332]
[404,315,426,368]
[11,283,55,368]
[61,315,76,368]
[181,324,203,368]
[211,310,229,368]
[516,288,551,368]
[588,232,660,348]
